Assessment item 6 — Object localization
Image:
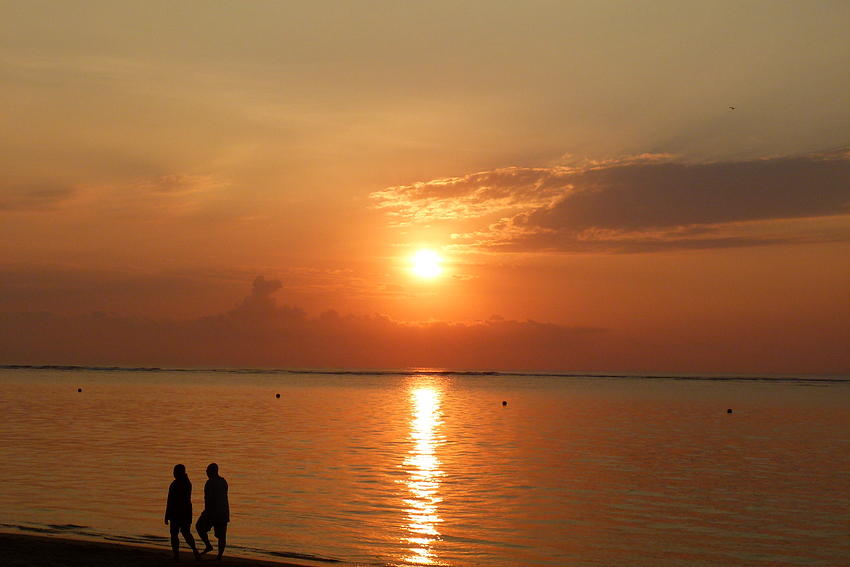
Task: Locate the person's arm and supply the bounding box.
[165,484,173,524]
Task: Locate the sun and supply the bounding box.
[411,250,443,278]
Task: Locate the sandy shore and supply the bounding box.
[0,532,315,567]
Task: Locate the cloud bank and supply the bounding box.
[1,275,847,374]
[373,150,850,253]
[0,276,609,372]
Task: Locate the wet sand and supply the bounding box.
[0,532,313,567]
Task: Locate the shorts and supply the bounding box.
[169,520,192,536]
[196,511,228,539]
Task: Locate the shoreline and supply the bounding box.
[0,531,316,567]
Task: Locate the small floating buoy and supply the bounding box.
[276,393,280,398]
[727,409,732,414]
[78,388,82,393]
[502,401,507,406]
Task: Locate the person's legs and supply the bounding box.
[196,514,214,554]
[180,524,201,560]
[214,523,228,560]
[169,522,181,559]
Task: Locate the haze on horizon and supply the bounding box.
[1,1,849,374]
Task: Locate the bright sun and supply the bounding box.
[411,250,442,278]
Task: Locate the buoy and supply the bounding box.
[276,393,280,398]
[727,409,732,414]
[502,401,507,406]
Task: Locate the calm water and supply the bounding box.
[1,367,849,566]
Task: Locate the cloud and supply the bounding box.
[374,150,850,253]
[0,276,608,371]
[370,166,575,225]
[136,174,220,194]
[0,182,77,211]
[248,274,283,300]
[1,275,848,374]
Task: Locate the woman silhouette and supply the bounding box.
[165,464,202,560]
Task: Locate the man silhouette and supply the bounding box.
[196,462,230,560]
[164,464,201,561]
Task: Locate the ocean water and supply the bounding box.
[0,367,849,566]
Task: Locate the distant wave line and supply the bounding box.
[1,364,847,383]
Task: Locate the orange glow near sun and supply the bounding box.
[411,250,442,278]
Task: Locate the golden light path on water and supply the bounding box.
[400,387,445,566]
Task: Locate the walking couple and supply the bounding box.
[165,462,230,561]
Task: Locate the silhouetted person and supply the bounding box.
[196,462,230,560]
[165,464,201,561]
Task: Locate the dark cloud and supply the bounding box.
[0,276,608,371]
[1,276,848,373]
[253,275,282,295]
[376,150,850,253]
[519,154,850,231]
[0,182,76,211]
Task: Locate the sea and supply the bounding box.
[0,366,848,566]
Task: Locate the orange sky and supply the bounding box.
[1,2,849,373]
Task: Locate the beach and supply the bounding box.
[0,532,312,567]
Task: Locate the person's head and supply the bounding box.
[173,464,186,480]
[206,462,219,478]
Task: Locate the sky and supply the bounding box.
[1,1,849,373]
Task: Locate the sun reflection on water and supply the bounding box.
[401,387,445,565]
